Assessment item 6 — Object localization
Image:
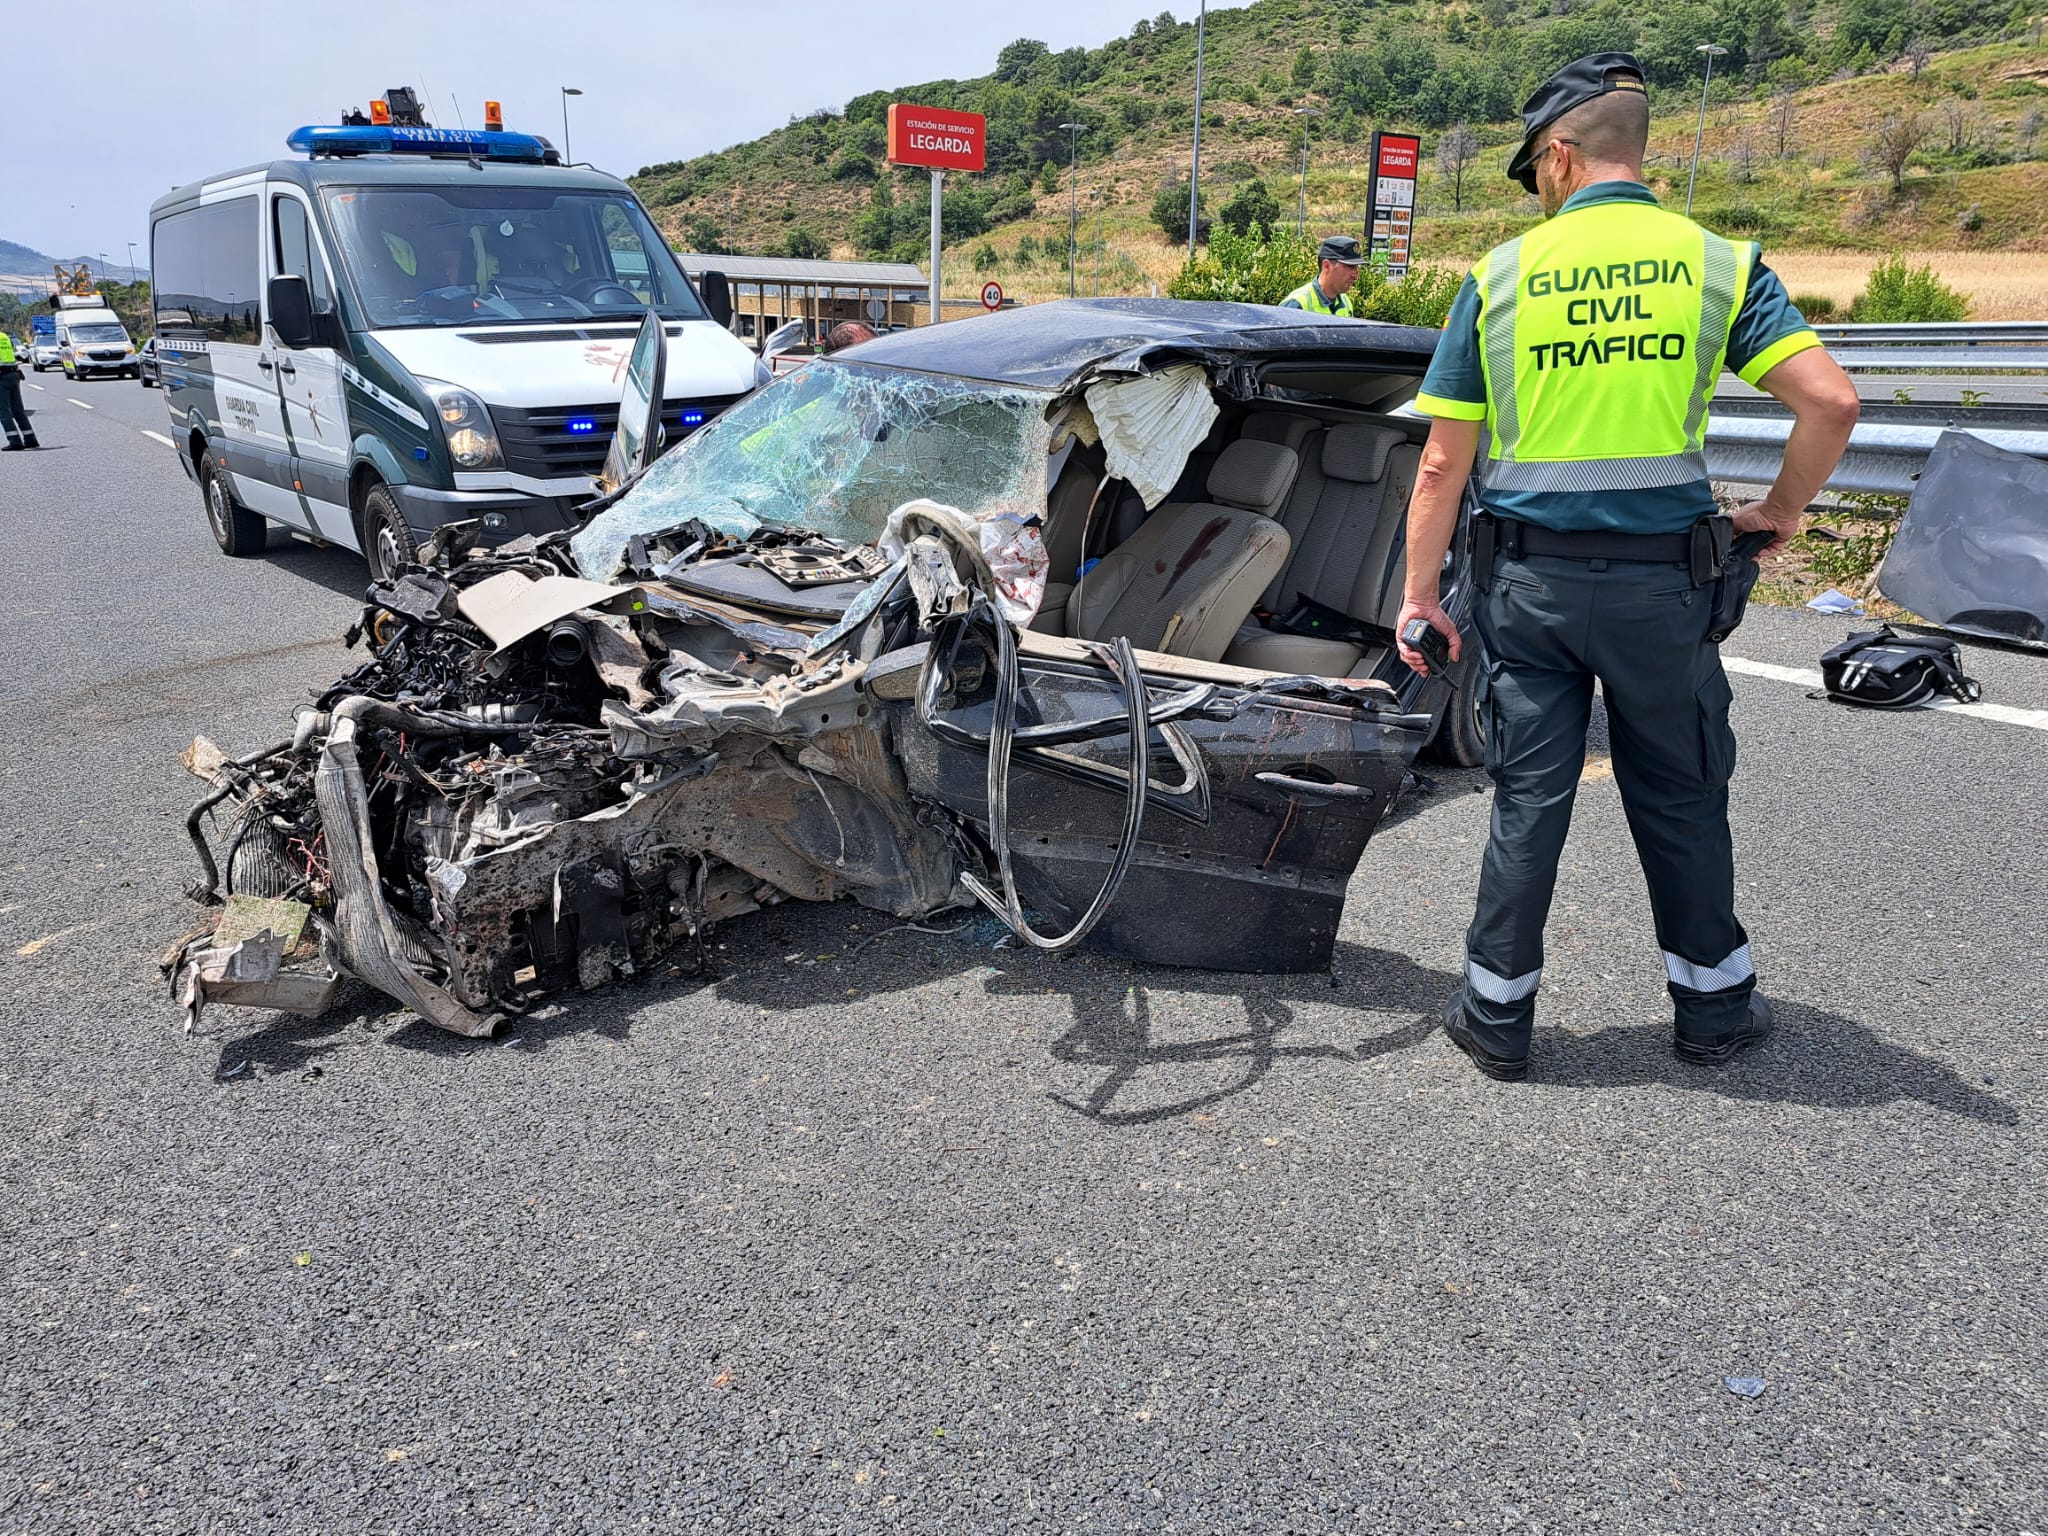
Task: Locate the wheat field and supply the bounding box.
[948,243,2048,320]
[1767,252,2048,320]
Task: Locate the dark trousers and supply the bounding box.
[1461,550,1754,1057]
[0,369,29,444]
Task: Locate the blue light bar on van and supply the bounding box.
[286,125,553,161]
[679,409,706,428]
[565,417,597,434]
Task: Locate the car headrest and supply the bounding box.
[1321,423,1408,484]
[1206,440,1299,515]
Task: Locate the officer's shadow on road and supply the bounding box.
[985,942,1459,1127]
[1539,999,2019,1126]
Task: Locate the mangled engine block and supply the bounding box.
[169,543,959,1036]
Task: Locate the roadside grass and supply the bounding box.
[1750,496,1919,618]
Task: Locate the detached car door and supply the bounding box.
[882,624,1432,973]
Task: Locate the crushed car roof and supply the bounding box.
[840,297,1442,392]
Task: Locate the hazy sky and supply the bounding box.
[5,0,1247,260]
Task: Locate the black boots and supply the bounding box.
[1441,990,1776,1078]
[1675,993,1775,1066]
[1441,992,1530,1082]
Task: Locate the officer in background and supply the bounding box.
[1396,53,1860,1080]
[0,329,38,450]
[1280,236,1366,316]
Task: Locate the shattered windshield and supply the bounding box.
[572,361,1057,582]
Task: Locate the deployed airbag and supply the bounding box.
[1084,364,1220,510]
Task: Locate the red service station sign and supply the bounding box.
[1366,130,1422,278]
[887,105,988,172]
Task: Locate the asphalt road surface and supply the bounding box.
[4,373,2045,1533]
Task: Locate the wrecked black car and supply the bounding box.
[169,300,1481,1036]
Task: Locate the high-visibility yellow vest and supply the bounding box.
[1472,199,1750,493]
[1282,281,1355,318]
[0,332,16,365]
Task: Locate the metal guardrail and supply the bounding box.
[1704,417,2048,496]
[1812,321,2048,347]
[1702,325,2048,493]
[1812,321,2048,373]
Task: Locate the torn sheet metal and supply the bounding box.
[879,501,1048,627]
[1084,364,1220,510]
[456,571,642,651]
[1876,429,2048,648]
[171,921,338,1034]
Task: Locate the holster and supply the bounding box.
[1471,511,1498,594]
[1707,525,1774,644]
[1689,515,1733,588]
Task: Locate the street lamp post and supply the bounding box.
[1060,123,1087,299]
[1293,108,1323,236]
[1092,187,1104,296]
[1188,0,1207,261]
[126,241,139,280]
[560,86,583,165]
[1685,45,1727,216]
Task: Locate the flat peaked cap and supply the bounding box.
[1507,52,1647,193]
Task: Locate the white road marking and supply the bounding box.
[25,381,44,391]
[141,429,174,448]
[1723,654,2048,733]
[66,397,94,411]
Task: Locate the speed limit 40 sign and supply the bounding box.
[980,281,1004,311]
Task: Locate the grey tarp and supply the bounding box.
[1876,430,2048,648]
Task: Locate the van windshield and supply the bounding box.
[321,185,706,329]
[69,324,129,344]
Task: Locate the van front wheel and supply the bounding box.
[362,486,418,584]
[201,455,266,557]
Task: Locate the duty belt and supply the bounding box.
[1475,512,1732,589]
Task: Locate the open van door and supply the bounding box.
[597,310,667,498]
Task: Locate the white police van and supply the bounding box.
[150,107,758,578]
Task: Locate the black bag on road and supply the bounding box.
[1820,625,1982,710]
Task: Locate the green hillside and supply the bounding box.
[628,0,2047,301]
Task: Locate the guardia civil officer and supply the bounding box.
[1396,53,1860,1080]
[1280,235,1366,316]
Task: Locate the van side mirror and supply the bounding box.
[698,270,733,329]
[268,275,315,348]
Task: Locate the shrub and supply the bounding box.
[1845,256,1969,322]
[1040,159,1062,194]
[1790,292,1838,322]
[782,228,829,260]
[830,150,875,182]
[1151,177,1206,242]
[1353,264,1465,329]
[1216,180,1281,238]
[972,243,1000,274]
[1167,223,1317,305]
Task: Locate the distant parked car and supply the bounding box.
[136,337,161,388]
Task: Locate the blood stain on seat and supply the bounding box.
[1166,517,1233,592]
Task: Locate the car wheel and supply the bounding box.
[141,374,156,388]
[201,454,266,557]
[1421,636,1486,768]
[362,485,417,583]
